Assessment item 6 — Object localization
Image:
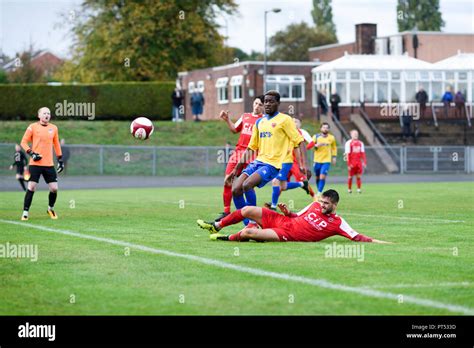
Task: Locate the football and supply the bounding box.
[130,117,154,140]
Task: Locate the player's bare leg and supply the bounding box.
[47,182,59,219]
[356,174,362,193]
[225,228,280,242]
[22,180,37,220]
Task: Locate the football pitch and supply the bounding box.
[0,181,473,315]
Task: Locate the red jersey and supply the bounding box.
[344,139,366,166]
[234,113,262,150]
[286,202,367,242]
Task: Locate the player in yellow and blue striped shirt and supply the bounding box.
[307,122,337,197]
[221,90,308,225]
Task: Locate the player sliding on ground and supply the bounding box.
[215,96,264,222]
[225,90,308,225]
[197,189,390,243]
[20,107,64,221]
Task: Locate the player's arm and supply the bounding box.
[337,218,392,243]
[21,125,42,161]
[361,142,367,167]
[283,118,307,173]
[307,135,315,150]
[277,202,313,218]
[53,127,64,173]
[220,110,240,134]
[331,137,337,165]
[343,140,350,162]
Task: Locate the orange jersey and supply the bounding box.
[21,122,62,167]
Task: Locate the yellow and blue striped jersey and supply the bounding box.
[312,133,337,163]
[248,112,304,169]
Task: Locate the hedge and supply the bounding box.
[0,81,175,121]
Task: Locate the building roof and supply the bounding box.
[178,60,320,76]
[433,52,474,70]
[312,53,434,72]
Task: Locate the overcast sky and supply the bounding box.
[0,0,472,58]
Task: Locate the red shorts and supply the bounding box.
[225,148,252,175]
[261,208,297,242]
[348,164,363,176]
[287,162,306,182]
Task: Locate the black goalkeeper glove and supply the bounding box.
[28,150,42,161]
[57,157,64,174]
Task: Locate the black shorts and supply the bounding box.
[15,165,25,175]
[29,165,57,184]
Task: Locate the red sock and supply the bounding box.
[348,177,352,190]
[229,231,242,241]
[356,177,361,189]
[223,185,232,214]
[219,210,244,228]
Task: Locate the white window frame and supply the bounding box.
[188,81,195,93]
[266,74,306,102]
[230,75,243,103]
[215,77,229,104]
[197,80,205,93]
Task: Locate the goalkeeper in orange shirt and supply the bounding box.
[20,107,64,221]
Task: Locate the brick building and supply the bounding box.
[309,23,474,63]
[178,61,320,121]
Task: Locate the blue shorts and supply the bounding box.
[242,160,279,188]
[314,162,331,176]
[275,163,293,181]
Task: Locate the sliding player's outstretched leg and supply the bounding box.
[197,206,263,237]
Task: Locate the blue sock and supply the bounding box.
[271,186,280,207]
[244,189,257,206]
[233,194,246,210]
[317,178,326,193]
[286,182,302,190]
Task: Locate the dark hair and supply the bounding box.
[322,189,339,203]
[320,122,330,129]
[265,90,280,102]
[255,95,264,103]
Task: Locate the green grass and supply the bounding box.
[0,182,473,315]
[0,120,322,146]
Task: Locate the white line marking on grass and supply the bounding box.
[1,219,473,315]
[361,282,471,289]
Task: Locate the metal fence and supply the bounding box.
[0,143,471,176]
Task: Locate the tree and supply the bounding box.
[0,69,8,84]
[268,22,336,61]
[311,0,337,40]
[58,0,237,82]
[397,0,445,32]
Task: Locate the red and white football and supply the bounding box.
[130,117,154,140]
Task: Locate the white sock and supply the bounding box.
[48,206,53,210]
[22,210,28,216]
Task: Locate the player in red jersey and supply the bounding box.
[215,96,264,221]
[197,189,390,243]
[344,130,367,194]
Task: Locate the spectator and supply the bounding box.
[190,90,205,122]
[441,87,453,118]
[401,107,412,142]
[454,90,466,119]
[171,86,184,122]
[415,86,428,119]
[60,139,70,174]
[330,91,341,121]
[317,89,328,120]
